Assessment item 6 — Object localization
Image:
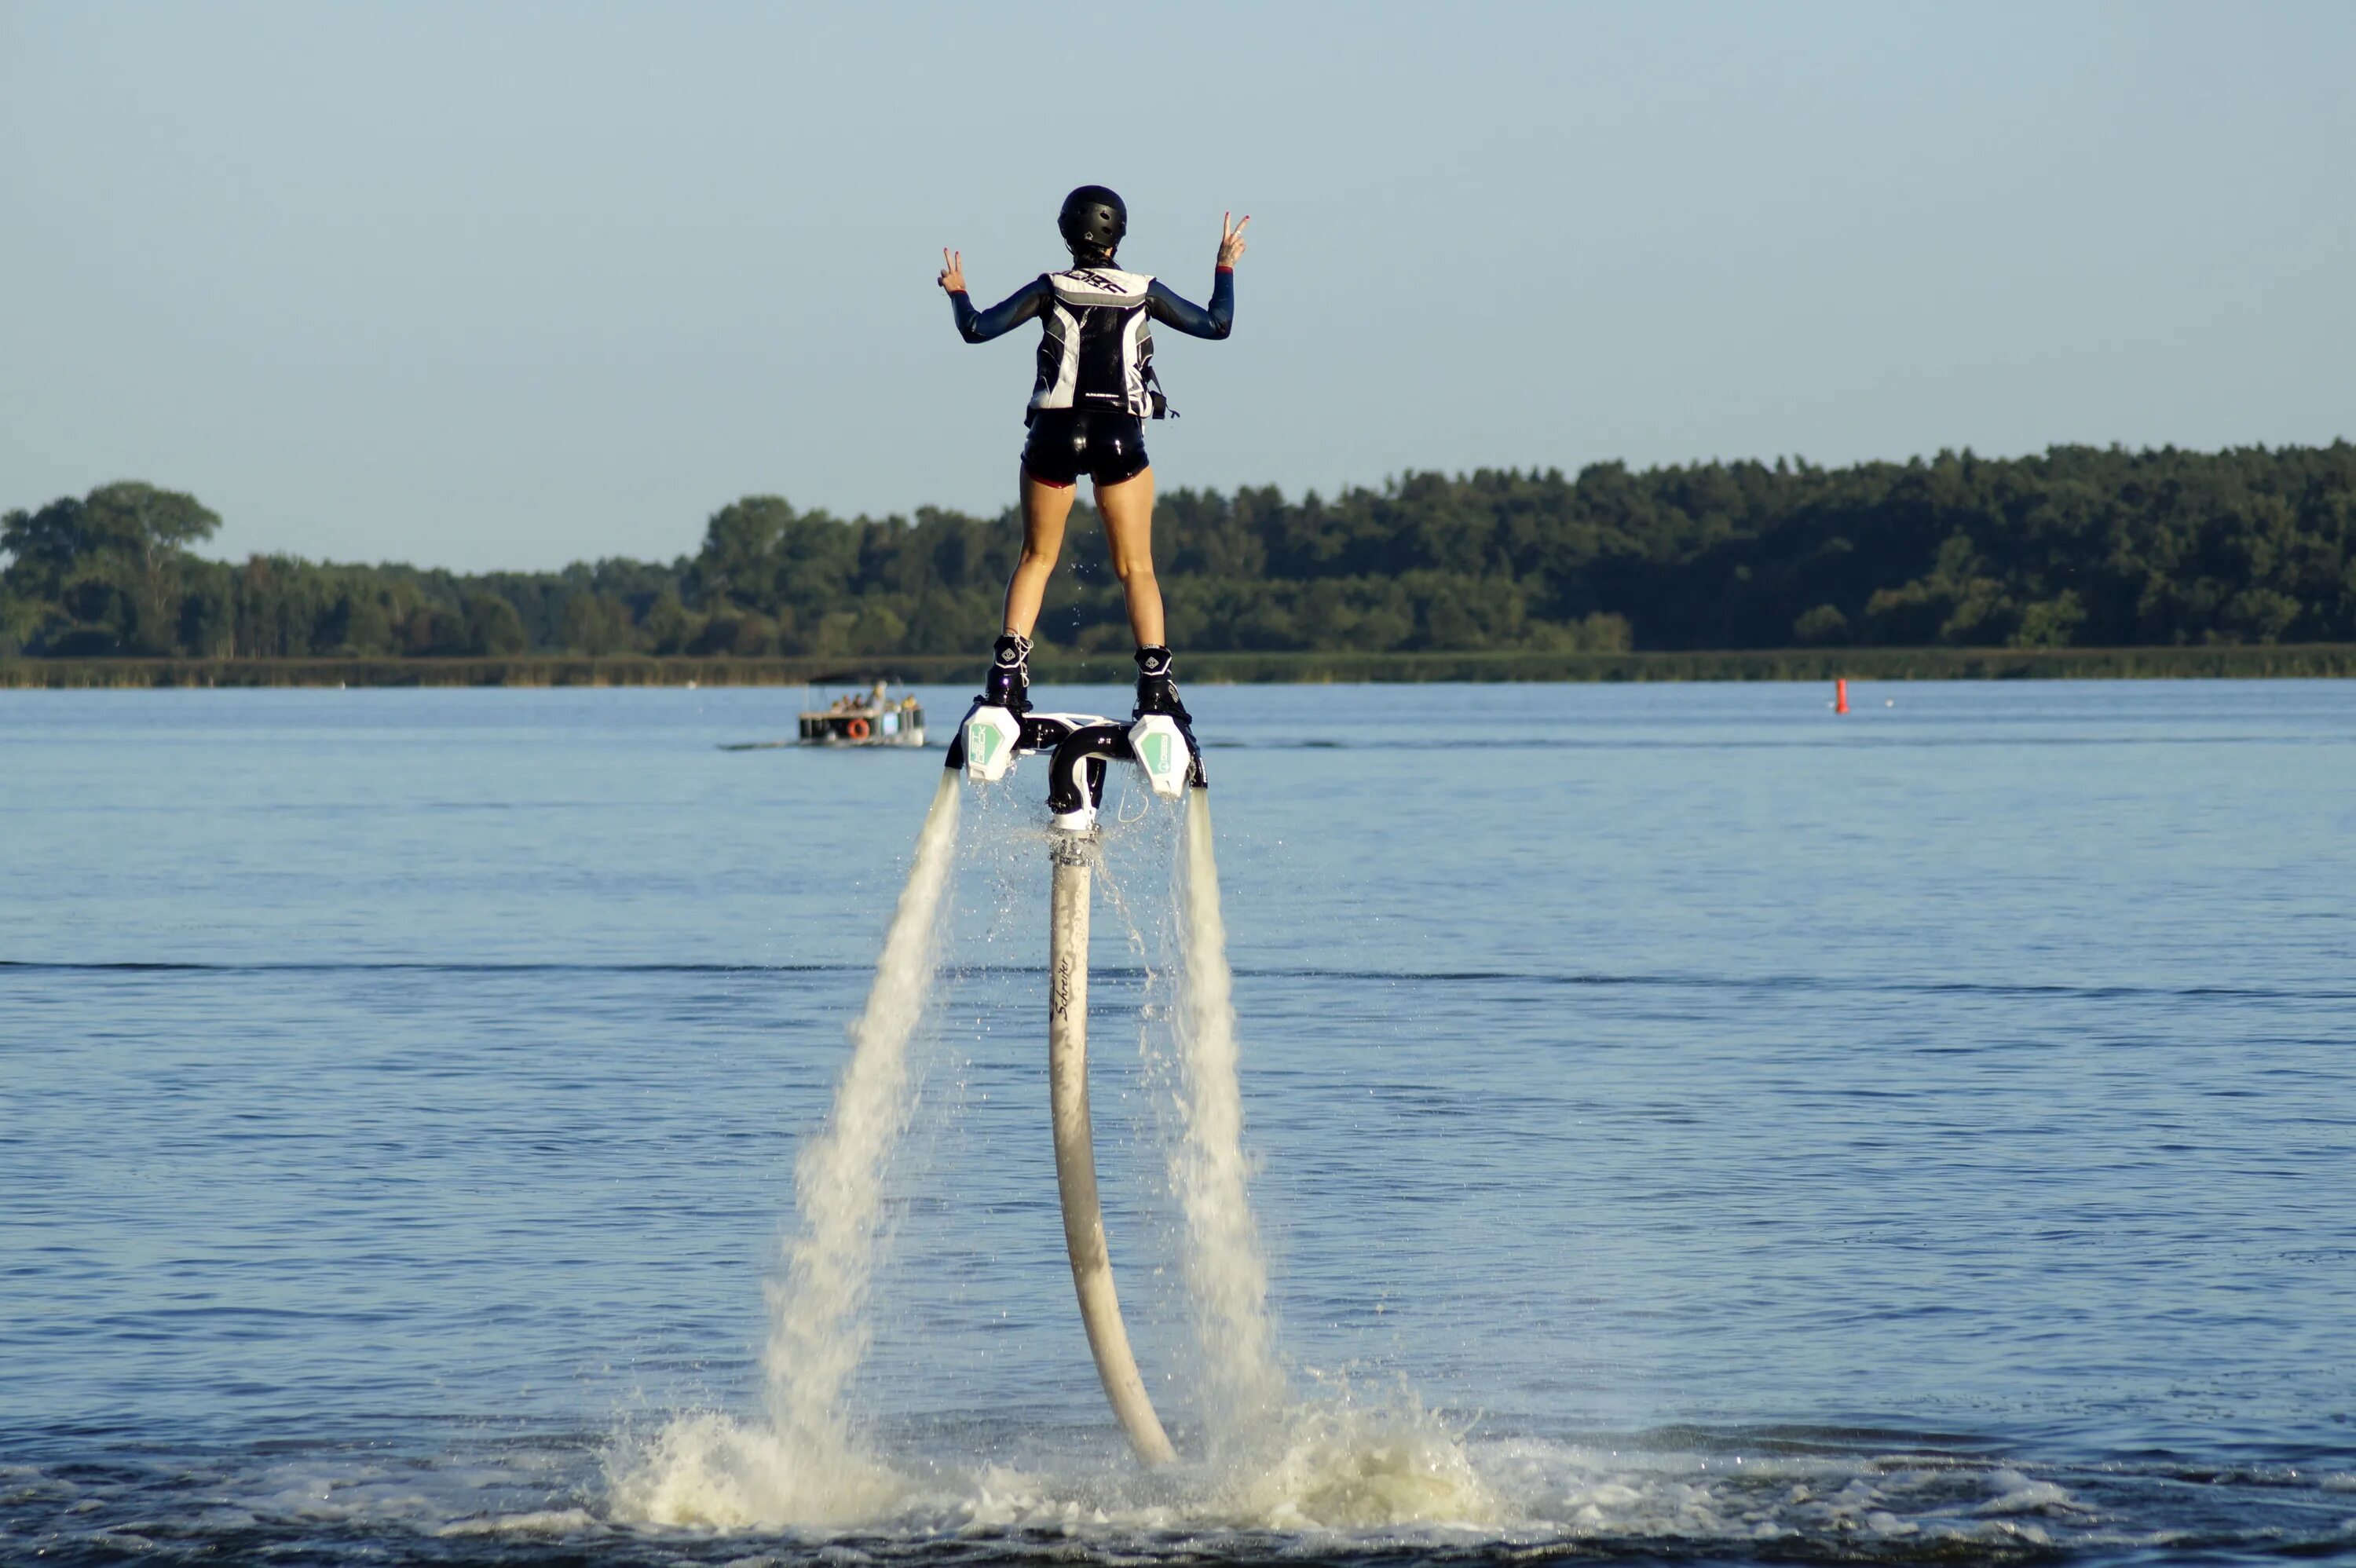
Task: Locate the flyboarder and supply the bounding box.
[938,187,1249,724]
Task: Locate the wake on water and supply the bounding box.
[607,775,1494,1535]
[580,776,2354,1563]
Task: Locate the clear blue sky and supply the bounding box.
[4,1,2351,572]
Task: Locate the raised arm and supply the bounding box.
[1144,212,1248,339]
[938,250,1049,343]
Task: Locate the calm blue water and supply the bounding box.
[3,681,2354,1564]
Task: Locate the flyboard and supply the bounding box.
[944,696,1206,1466]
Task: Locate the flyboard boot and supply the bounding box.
[1130,644,1189,724]
[1127,645,1203,798]
[954,634,1031,783]
[950,636,1203,800]
[985,632,1033,715]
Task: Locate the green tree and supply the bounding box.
[689,496,792,610]
[641,590,696,654]
[1793,604,1849,645]
[462,592,528,656]
[12,444,2356,664]
[2010,592,2085,648]
[561,593,635,655]
[1,482,221,655]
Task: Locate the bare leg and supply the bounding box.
[1002,466,1077,639]
[1093,466,1164,648]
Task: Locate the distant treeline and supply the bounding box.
[6,443,2354,663]
[13,644,2356,692]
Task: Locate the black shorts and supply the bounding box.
[1022,408,1150,488]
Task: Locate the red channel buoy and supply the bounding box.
[1835,678,1850,715]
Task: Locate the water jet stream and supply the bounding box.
[761,770,962,1459]
[1174,787,1286,1444]
[609,771,964,1529]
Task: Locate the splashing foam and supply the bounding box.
[1173,794,1491,1530]
[1223,1389,1499,1531]
[610,780,1496,1536]
[1173,790,1287,1446]
[605,1410,903,1530]
[609,773,961,1529]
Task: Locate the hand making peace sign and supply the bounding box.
[1217,212,1251,268]
[937,248,965,294]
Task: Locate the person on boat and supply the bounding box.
[938,186,1249,722]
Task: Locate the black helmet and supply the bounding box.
[1058,185,1127,258]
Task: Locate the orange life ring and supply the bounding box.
[843,716,871,741]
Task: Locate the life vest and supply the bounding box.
[1027,268,1172,420]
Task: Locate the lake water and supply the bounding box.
[3,680,2353,1566]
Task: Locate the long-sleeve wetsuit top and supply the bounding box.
[949,265,1235,345]
[950,265,1233,419]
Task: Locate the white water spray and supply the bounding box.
[1173,790,1286,1445]
[1168,793,1491,1527]
[765,769,962,1442]
[610,771,960,1527]
[613,768,1493,1531]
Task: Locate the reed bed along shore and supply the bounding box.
[8,644,2356,689]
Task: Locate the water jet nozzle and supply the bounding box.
[1045,715,1206,832]
[948,703,1205,830]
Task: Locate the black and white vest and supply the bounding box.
[1028,268,1167,420]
